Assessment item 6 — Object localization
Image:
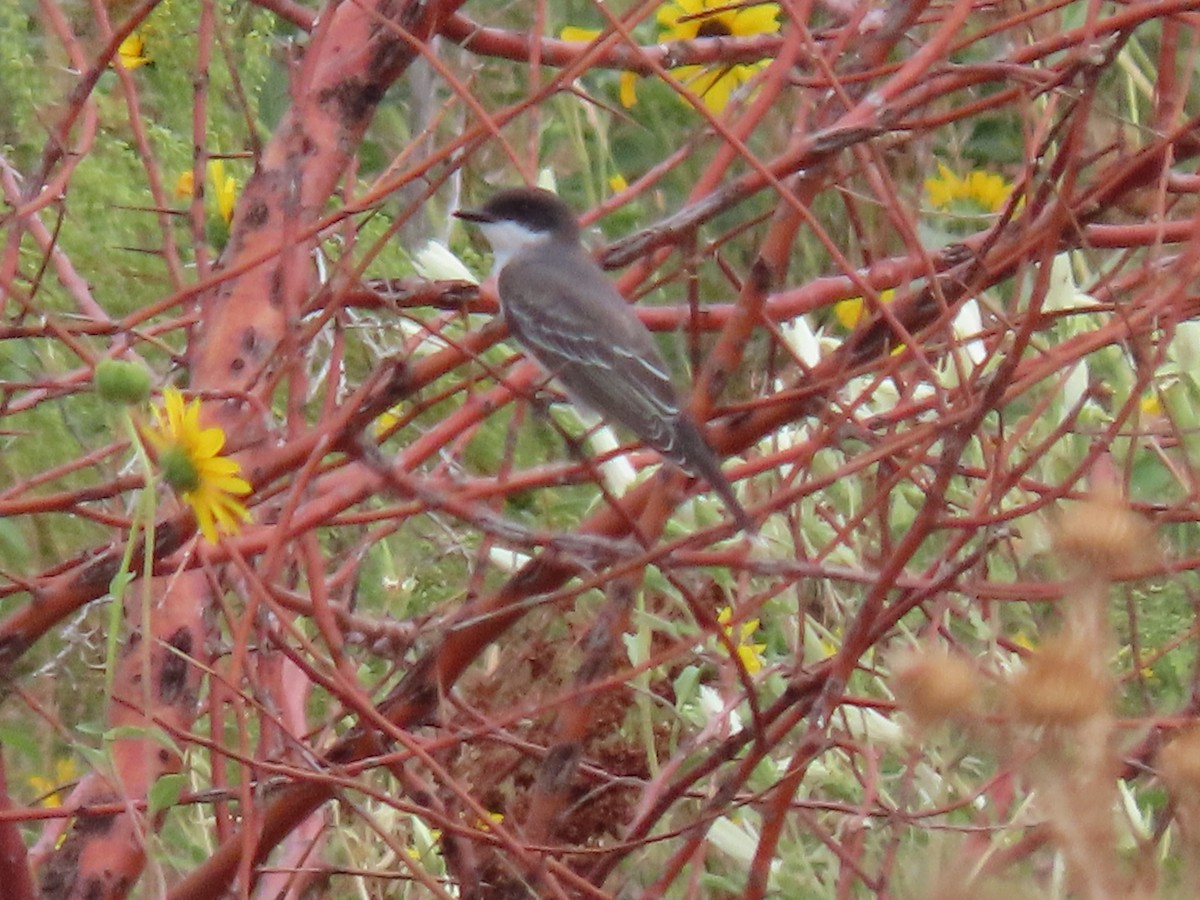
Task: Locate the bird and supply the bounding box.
[454,187,752,533]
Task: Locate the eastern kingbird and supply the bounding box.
[454,187,752,532]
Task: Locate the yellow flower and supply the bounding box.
[29,757,79,808]
[924,164,1012,214]
[474,811,504,831]
[175,162,239,226]
[559,26,640,108]
[833,288,894,330]
[117,32,152,70]
[405,826,443,860]
[174,170,195,199]
[717,607,767,675]
[144,388,252,543]
[609,174,629,194]
[209,159,238,226]
[373,408,401,439]
[657,0,781,112]
[1139,392,1162,416]
[1011,630,1037,652]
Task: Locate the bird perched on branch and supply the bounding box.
[455,187,752,533]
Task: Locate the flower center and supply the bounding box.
[160,446,201,494]
[697,18,733,38]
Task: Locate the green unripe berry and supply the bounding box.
[95,359,151,405]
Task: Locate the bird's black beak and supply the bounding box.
[453,207,494,224]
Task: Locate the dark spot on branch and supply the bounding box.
[319,78,388,127]
[79,552,118,595]
[159,627,193,703]
[39,838,82,898]
[0,635,30,671]
[386,358,412,395]
[368,34,410,79]
[269,267,285,307]
[750,257,773,294]
[75,804,118,836]
[726,408,753,431]
[242,200,269,231]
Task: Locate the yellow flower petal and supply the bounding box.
[671,64,738,112]
[833,297,865,330]
[118,32,152,70]
[209,159,227,190]
[658,0,703,31]
[192,504,218,544]
[560,26,601,42]
[216,178,237,225]
[924,163,960,209]
[672,64,707,87]
[925,164,1012,214]
[192,427,226,461]
[209,161,238,226]
[202,457,246,480]
[175,163,240,225]
[699,68,737,112]
[716,607,766,676]
[733,4,782,36]
[968,170,1010,212]
[175,170,195,199]
[832,289,894,331]
[29,757,79,808]
[207,473,252,496]
[658,0,709,37]
[737,642,766,675]
[374,410,400,439]
[619,70,638,108]
[207,493,253,530]
[657,9,685,30]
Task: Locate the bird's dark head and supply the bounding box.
[455,188,580,269]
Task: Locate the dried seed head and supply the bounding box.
[1009,636,1110,726]
[1159,726,1200,801]
[1053,485,1158,578]
[891,645,979,730]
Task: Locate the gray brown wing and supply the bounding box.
[497,245,684,455]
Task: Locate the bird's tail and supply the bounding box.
[671,414,755,534]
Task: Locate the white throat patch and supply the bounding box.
[477,219,554,274]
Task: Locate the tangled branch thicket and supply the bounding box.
[2,0,1200,896]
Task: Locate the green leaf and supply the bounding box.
[673,664,701,710]
[148,773,186,816]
